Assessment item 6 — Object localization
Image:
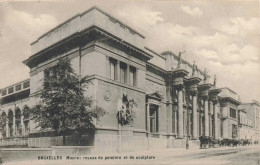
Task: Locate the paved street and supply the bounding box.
[2,145,260,165]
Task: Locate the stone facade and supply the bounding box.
[238,101,260,142]
[0,6,259,151]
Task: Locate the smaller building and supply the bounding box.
[238,109,254,140]
[238,101,260,142]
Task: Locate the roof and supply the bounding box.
[30,6,147,56]
[220,87,237,95]
[32,6,145,45]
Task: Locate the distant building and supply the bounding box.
[238,101,260,142]
[0,6,259,151]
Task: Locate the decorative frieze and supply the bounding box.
[145,80,164,96]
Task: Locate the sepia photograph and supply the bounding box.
[0,0,259,164]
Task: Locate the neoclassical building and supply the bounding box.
[0,6,258,152]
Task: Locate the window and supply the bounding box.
[15,84,22,91]
[129,66,136,86]
[120,62,127,83]
[150,105,158,133]
[2,89,7,96]
[230,108,236,119]
[232,124,238,138]
[8,87,14,94]
[23,81,30,89]
[110,59,116,80]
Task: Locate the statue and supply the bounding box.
[117,94,138,126]
[203,68,208,82]
[213,75,217,86]
[192,61,196,76]
[177,51,185,68]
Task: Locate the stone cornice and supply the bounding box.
[170,68,189,78]
[219,96,241,106]
[24,26,153,68]
[146,62,167,77]
[161,51,209,78]
[198,82,213,90]
[186,76,202,85]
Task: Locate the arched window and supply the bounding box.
[8,110,13,137]
[15,108,22,136]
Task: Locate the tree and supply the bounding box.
[29,57,105,145]
[0,114,7,138]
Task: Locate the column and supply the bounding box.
[213,101,219,139]
[166,85,172,134]
[21,114,25,135]
[178,87,184,138]
[147,103,150,132]
[192,93,198,139]
[183,110,187,136]
[13,112,15,137]
[204,97,209,136]
[116,60,120,82]
[106,56,110,78]
[126,64,130,85]
[209,114,212,137]
[6,120,9,137]
[209,101,212,137]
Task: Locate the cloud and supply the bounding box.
[0,2,259,102]
[3,4,57,40]
[117,5,260,102]
[181,6,203,17]
[0,3,57,88]
[116,6,163,28]
[196,49,219,59]
[218,17,259,36]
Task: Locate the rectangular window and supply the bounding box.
[110,59,116,80]
[129,66,136,86]
[8,87,14,94]
[150,106,158,133]
[120,62,127,83]
[15,84,22,91]
[232,124,238,138]
[1,89,7,96]
[230,108,236,119]
[23,81,30,89]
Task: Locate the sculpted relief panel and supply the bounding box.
[145,80,165,96]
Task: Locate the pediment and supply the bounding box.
[146,91,164,101]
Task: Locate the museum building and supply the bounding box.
[0,6,258,152]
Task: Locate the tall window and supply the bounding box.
[150,105,158,133]
[120,62,127,83]
[232,124,238,138]
[230,108,236,119]
[129,66,136,86]
[110,58,116,80]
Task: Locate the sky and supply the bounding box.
[0,0,259,103]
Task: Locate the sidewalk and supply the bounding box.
[3,145,259,165]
